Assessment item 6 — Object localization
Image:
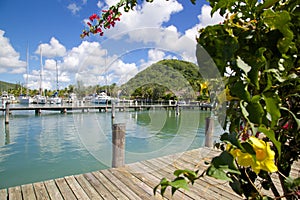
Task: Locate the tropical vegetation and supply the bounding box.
[83,0,300,199]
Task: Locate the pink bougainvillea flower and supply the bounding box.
[89,14,99,21]
[282,122,289,130]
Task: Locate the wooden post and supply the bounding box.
[35,109,41,115]
[5,102,10,124]
[112,123,125,168]
[111,102,115,119]
[176,104,180,115]
[5,124,10,145]
[205,117,214,147]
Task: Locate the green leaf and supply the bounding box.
[173,169,196,177]
[154,178,169,196]
[257,0,280,11]
[230,81,251,101]
[285,177,300,191]
[246,101,264,125]
[229,178,243,196]
[258,125,281,158]
[206,151,240,182]
[207,165,232,182]
[220,132,242,149]
[169,177,189,192]
[240,101,255,133]
[241,142,256,155]
[262,91,281,128]
[263,10,293,54]
[280,107,300,131]
[236,56,251,75]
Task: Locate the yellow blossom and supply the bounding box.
[227,137,278,174]
[249,136,278,174]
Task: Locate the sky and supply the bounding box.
[0,0,224,91]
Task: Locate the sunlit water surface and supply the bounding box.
[0,106,222,189]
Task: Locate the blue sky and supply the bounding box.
[0,0,223,90]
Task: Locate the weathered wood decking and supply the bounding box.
[1,147,299,200]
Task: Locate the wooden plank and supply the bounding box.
[100,169,143,200]
[44,180,63,200]
[92,171,130,200]
[64,176,90,200]
[55,178,77,200]
[33,182,50,200]
[83,172,116,199]
[144,158,225,200]
[106,168,155,200]
[0,189,7,200]
[156,154,241,199]
[75,174,103,199]
[8,186,22,200]
[141,160,205,200]
[127,161,189,200]
[21,184,36,200]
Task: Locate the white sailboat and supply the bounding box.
[19,46,33,104]
[48,60,62,104]
[91,92,111,104]
[33,47,46,104]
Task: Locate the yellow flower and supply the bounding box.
[227,137,278,174]
[227,144,254,167]
[249,136,278,174]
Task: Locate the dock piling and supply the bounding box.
[205,117,214,147]
[112,123,126,168]
[5,102,10,124]
[111,103,115,118]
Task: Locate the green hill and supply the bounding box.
[121,59,203,100]
[0,80,18,92]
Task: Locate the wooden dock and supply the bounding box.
[0,104,212,116]
[1,147,298,200]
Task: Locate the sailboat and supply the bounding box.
[19,46,33,104]
[48,60,62,104]
[33,47,46,104]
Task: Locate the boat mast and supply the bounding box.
[56,60,59,92]
[26,45,29,96]
[39,47,43,96]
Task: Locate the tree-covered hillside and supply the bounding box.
[0,81,18,93]
[121,59,206,100]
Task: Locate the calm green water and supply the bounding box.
[0,107,221,189]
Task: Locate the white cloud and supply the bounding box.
[0,30,26,74]
[82,0,88,5]
[110,60,138,85]
[97,1,104,8]
[67,3,81,15]
[62,41,106,74]
[185,4,224,40]
[35,37,66,58]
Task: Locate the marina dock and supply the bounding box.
[0,103,212,115]
[0,148,238,200]
[1,147,298,199]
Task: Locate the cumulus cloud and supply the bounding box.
[185,4,224,40]
[62,41,106,74]
[35,37,66,58]
[103,0,183,37]
[67,3,81,15]
[0,30,26,74]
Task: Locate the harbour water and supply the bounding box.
[0,106,222,189]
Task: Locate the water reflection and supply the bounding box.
[0,109,220,189]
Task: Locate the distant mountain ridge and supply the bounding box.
[0,80,18,91]
[121,59,202,98]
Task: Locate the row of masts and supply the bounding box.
[24,46,59,96]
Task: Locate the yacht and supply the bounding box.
[33,95,47,104]
[48,92,62,104]
[91,92,111,104]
